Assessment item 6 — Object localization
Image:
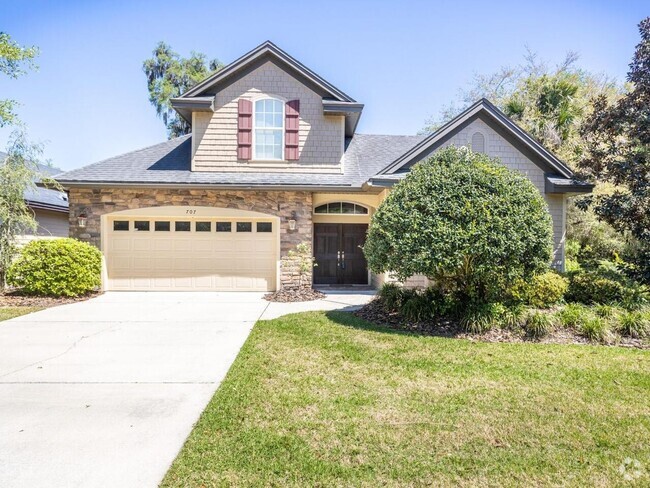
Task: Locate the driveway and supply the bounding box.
[0,290,374,488]
[0,292,266,488]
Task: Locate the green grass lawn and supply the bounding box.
[163,311,650,487]
[0,306,42,321]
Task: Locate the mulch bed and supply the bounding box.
[354,299,649,349]
[264,287,326,303]
[0,289,101,308]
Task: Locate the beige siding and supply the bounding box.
[193,61,344,173]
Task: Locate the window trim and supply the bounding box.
[252,97,285,162]
[313,202,370,215]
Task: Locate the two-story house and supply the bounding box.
[55,41,592,292]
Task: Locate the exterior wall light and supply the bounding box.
[77,212,88,228]
[288,211,297,231]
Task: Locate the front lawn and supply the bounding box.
[0,306,43,321]
[163,311,650,487]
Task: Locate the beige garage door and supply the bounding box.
[104,208,278,291]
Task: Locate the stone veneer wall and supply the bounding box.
[68,188,313,289]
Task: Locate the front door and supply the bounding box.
[313,223,368,285]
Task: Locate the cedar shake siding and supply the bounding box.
[191,61,345,173]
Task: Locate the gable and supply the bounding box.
[172,41,362,137]
[380,99,573,179]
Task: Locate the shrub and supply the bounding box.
[524,311,556,338]
[566,272,625,304]
[524,271,568,308]
[558,303,591,328]
[378,283,404,312]
[618,311,650,338]
[579,317,613,343]
[400,294,435,322]
[594,304,617,318]
[364,146,554,305]
[459,303,504,334]
[7,238,101,296]
[500,304,528,330]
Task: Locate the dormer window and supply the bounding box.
[254,98,284,160]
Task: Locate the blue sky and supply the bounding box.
[0,0,646,170]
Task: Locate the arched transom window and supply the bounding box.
[254,98,284,160]
[314,202,369,215]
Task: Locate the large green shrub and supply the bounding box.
[364,146,554,305]
[509,271,568,308]
[7,238,102,296]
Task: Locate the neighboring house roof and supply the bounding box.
[0,151,69,212]
[170,41,363,136]
[54,134,426,191]
[371,99,592,194]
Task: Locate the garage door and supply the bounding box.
[104,208,278,291]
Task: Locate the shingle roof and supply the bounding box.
[0,151,69,211]
[54,134,426,189]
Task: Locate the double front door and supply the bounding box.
[313,223,368,285]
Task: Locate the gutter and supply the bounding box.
[56,180,369,192]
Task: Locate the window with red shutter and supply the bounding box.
[237,99,253,160]
[285,100,300,161]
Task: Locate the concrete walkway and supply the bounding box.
[0,290,373,488]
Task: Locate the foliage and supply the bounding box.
[524,311,555,338]
[566,271,625,305]
[594,304,616,318]
[501,304,528,329]
[7,238,101,296]
[459,303,504,333]
[0,130,55,286]
[365,146,554,305]
[378,283,403,311]
[618,311,649,338]
[143,42,223,138]
[400,293,435,322]
[578,18,650,283]
[558,303,591,328]
[0,32,39,127]
[510,271,568,308]
[423,49,621,165]
[280,242,317,289]
[579,317,613,343]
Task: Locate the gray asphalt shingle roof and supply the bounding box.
[0,151,69,211]
[55,134,427,189]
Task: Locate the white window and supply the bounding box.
[254,98,284,160]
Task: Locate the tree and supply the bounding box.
[578,17,650,282]
[423,50,621,165]
[364,146,554,304]
[0,32,39,127]
[0,130,46,286]
[143,42,223,138]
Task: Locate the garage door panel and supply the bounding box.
[152,240,173,252]
[106,216,277,291]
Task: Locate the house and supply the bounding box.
[0,151,69,243]
[55,41,592,292]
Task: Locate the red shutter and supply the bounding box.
[285,100,300,161]
[237,99,253,160]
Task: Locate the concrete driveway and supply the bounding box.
[0,292,267,488]
[0,290,374,488]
